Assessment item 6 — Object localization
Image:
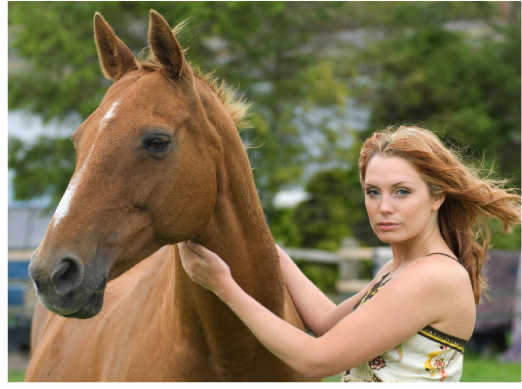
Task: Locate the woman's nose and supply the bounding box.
[379,196,394,214]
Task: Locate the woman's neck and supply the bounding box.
[389,220,450,272]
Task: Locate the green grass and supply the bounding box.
[8,369,25,382]
[460,352,521,382]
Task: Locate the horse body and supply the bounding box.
[28,240,305,381]
[24,11,309,382]
[28,250,167,381]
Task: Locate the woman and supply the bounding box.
[179,126,520,382]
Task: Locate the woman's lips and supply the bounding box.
[378,222,399,231]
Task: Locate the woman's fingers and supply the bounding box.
[178,242,192,273]
[178,243,199,273]
[177,241,233,293]
[186,240,212,263]
[179,241,206,264]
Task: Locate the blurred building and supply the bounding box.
[8,205,56,352]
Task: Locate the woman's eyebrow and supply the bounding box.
[392,181,414,187]
[364,181,414,189]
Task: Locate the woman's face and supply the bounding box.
[364,155,444,245]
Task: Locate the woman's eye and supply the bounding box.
[396,189,410,196]
[147,138,170,150]
[366,189,379,197]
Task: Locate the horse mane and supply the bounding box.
[137,22,251,131]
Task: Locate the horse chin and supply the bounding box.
[61,277,108,319]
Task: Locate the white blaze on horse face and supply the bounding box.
[53,100,121,230]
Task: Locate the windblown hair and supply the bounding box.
[359,126,521,305]
[138,22,251,131]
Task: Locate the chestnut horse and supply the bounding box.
[25,10,310,382]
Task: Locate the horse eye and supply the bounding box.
[147,138,170,150]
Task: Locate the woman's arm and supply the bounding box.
[278,244,392,336]
[276,245,336,336]
[178,241,460,379]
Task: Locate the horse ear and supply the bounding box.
[148,10,184,79]
[94,12,138,80]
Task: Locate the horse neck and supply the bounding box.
[169,82,286,364]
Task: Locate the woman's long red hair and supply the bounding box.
[359,126,521,304]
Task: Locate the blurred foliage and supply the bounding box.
[295,262,339,294]
[280,1,520,251]
[8,1,521,251]
[489,221,521,250]
[292,168,378,250]
[8,1,348,212]
[269,207,303,248]
[354,7,521,189]
[8,136,75,206]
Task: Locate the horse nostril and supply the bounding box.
[51,258,84,295]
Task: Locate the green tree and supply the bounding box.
[287,2,520,251]
[354,7,521,188]
[8,1,348,212]
[8,136,76,206]
[291,167,380,250]
[348,5,521,249]
[9,2,519,251]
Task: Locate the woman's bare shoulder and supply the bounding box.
[401,254,475,338]
[379,254,474,314]
[374,259,394,279]
[407,254,470,285]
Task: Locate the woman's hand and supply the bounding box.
[178,241,234,294]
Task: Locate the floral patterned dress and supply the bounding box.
[341,261,468,382]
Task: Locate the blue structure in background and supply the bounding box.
[8,261,31,307]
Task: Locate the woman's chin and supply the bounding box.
[374,232,400,245]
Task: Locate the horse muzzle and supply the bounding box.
[29,252,108,319]
[62,277,107,319]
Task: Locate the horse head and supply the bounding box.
[29,11,226,319]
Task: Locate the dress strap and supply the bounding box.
[352,272,391,311]
[426,252,458,260]
[419,325,469,352]
[427,252,466,269]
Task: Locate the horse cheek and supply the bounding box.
[163,167,217,243]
